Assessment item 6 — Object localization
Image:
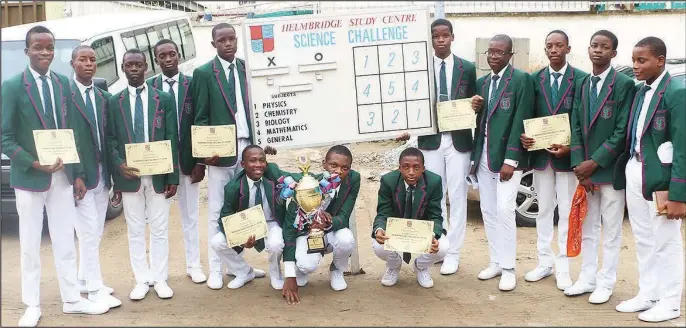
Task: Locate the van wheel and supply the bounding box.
[515,170,559,227]
[106,190,123,220]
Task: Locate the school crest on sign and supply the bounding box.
[500,98,511,110]
[653,116,666,131]
[406,220,413,228]
[601,106,612,119]
[250,24,275,53]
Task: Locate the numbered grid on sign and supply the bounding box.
[406,99,432,129]
[358,104,383,133]
[380,73,406,103]
[402,42,428,72]
[382,102,408,131]
[353,46,379,76]
[378,44,405,74]
[355,75,381,105]
[404,71,430,101]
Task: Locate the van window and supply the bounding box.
[168,21,185,62]
[178,20,196,61]
[91,37,118,86]
[134,29,155,77]
[1,39,79,83]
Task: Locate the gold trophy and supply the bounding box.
[293,155,328,254]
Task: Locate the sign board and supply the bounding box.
[243,7,436,149]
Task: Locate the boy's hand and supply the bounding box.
[282,278,300,305]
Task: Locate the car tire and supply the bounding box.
[516,170,560,227]
[105,190,123,220]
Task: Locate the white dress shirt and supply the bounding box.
[217,56,250,139]
[549,62,569,88]
[589,65,612,96]
[434,53,454,99]
[634,70,667,155]
[29,66,58,128]
[485,64,518,168]
[161,73,180,131]
[74,78,101,151]
[128,83,149,143]
[248,177,274,222]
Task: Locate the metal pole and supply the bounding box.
[435,0,445,18]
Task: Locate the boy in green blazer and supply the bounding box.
[396,19,477,275]
[69,45,121,309]
[106,49,179,301]
[520,30,587,290]
[148,39,207,285]
[613,37,685,323]
[1,26,108,327]
[280,145,360,305]
[565,30,635,305]
[371,148,445,289]
[469,34,535,292]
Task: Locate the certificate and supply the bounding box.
[436,98,476,132]
[33,129,80,165]
[523,113,571,151]
[221,205,268,248]
[191,125,236,158]
[383,218,434,254]
[124,140,173,176]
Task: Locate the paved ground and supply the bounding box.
[2,142,685,327]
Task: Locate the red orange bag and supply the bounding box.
[566,184,589,257]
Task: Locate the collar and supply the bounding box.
[247,176,263,189]
[549,62,568,77]
[127,83,147,96]
[217,56,236,70]
[29,66,51,80]
[73,77,94,94]
[433,53,452,65]
[491,64,511,80]
[646,69,667,89]
[592,65,612,81]
[162,72,180,84]
[404,181,417,191]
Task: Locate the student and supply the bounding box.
[565,29,635,304]
[209,145,283,290]
[396,18,476,275]
[1,26,109,327]
[193,23,275,288]
[106,48,179,301]
[70,45,121,309]
[613,36,684,322]
[281,145,360,305]
[147,39,207,284]
[470,34,535,292]
[520,30,587,290]
[371,147,447,290]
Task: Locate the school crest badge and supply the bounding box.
[184,102,192,115]
[653,116,666,131]
[155,116,163,129]
[458,85,467,97]
[500,98,511,110]
[250,24,275,53]
[601,106,612,119]
[563,97,572,109]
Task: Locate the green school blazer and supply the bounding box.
[70,81,112,190]
[570,68,635,185]
[613,73,686,202]
[471,65,535,172]
[1,67,85,191]
[530,65,588,172]
[148,73,197,176]
[372,170,444,239]
[418,55,477,152]
[106,86,179,193]
[192,56,253,168]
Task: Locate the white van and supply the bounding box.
[1,10,199,94]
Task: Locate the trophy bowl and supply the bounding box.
[294,174,323,213]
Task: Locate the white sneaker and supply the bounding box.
[88,289,122,309]
[18,307,41,327]
[589,287,613,304]
[555,272,573,291]
[439,254,459,275]
[270,273,285,290]
[129,283,150,300]
[227,269,256,289]
[524,266,553,282]
[638,302,682,322]
[478,263,502,280]
[499,269,517,291]
[564,281,596,296]
[188,268,207,284]
[381,267,400,287]
[295,269,309,287]
[616,296,657,313]
[63,298,109,315]
[414,261,434,288]
[207,272,223,290]
[330,270,348,291]
[154,281,174,299]
[253,268,266,278]
[79,282,114,295]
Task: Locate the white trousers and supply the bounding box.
[372,235,448,270]
[207,138,250,274]
[533,167,577,273]
[210,221,284,278]
[295,228,356,274]
[176,173,201,272]
[625,157,684,308]
[15,170,81,307]
[577,184,625,289]
[421,133,471,257]
[75,165,110,292]
[476,146,523,270]
[121,176,170,285]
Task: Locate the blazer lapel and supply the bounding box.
[212,56,236,118]
[237,60,250,113]
[554,66,575,114]
[95,88,107,149]
[148,88,160,141]
[263,178,276,217]
[51,73,67,128]
[117,90,133,143]
[70,80,98,146]
[238,176,250,210]
[332,176,352,215]
[538,67,554,115]
[179,74,190,130]
[450,55,465,99]
[486,66,513,122]
[589,69,617,128]
[641,74,672,138]
[393,176,406,216]
[413,175,427,218]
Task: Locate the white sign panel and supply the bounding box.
[243,7,436,149]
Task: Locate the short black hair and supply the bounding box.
[325,145,353,163]
[212,23,235,40]
[491,34,513,53]
[153,39,179,57]
[25,25,54,48]
[431,18,453,34]
[242,144,263,159]
[71,45,94,60]
[123,48,146,63]
[399,147,424,165]
[635,36,667,58]
[546,30,569,44]
[591,30,618,50]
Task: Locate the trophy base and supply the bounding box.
[307,229,328,254]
